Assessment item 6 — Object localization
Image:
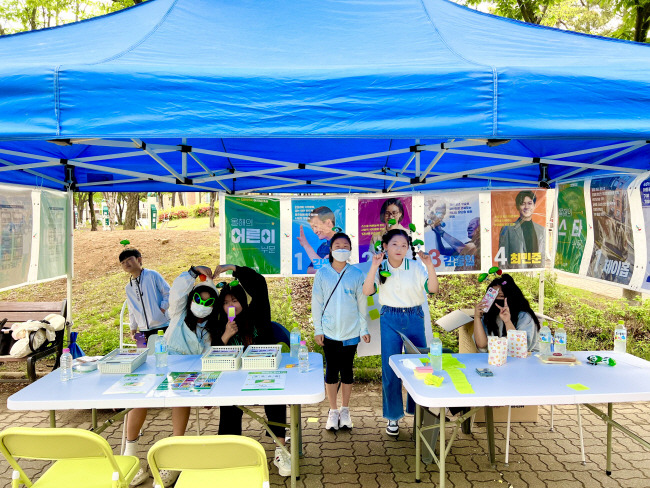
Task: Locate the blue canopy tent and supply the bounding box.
[0,0,649,194]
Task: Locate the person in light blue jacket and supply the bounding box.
[312,232,370,432]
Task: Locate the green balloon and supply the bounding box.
[230,279,240,286]
[412,239,424,246]
[379,270,392,278]
[120,239,130,246]
[388,218,397,226]
[409,223,417,232]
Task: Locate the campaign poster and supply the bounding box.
[587,176,635,285]
[0,188,32,289]
[491,189,547,269]
[555,182,587,274]
[641,179,650,290]
[423,193,481,272]
[38,191,68,280]
[291,199,346,275]
[357,196,412,263]
[225,196,280,274]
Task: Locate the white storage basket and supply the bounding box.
[241,345,282,370]
[97,348,148,374]
[202,346,244,371]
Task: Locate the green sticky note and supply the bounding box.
[368,308,380,321]
[420,357,430,365]
[367,296,374,306]
[446,368,475,394]
[442,354,466,370]
[567,383,590,391]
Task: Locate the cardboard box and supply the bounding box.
[474,405,539,423]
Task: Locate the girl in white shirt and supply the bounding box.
[362,229,439,437]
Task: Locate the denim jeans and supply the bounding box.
[380,305,426,421]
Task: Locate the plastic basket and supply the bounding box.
[202,346,244,371]
[241,345,282,371]
[97,348,148,374]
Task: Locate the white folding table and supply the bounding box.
[390,351,650,488]
[8,352,325,488]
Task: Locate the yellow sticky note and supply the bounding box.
[367,296,374,307]
[424,374,444,387]
[307,417,319,423]
[285,364,296,369]
[567,383,590,391]
[368,308,380,321]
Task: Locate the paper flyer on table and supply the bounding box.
[155,372,221,396]
[104,374,166,395]
[242,371,287,391]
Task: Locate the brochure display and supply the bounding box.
[97,348,148,374]
[241,345,282,370]
[104,374,166,395]
[242,371,287,391]
[202,346,244,371]
[155,372,221,394]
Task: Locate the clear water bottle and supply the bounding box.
[290,326,301,359]
[60,347,73,382]
[429,332,443,372]
[155,330,168,368]
[614,319,627,353]
[298,340,309,373]
[554,323,567,355]
[538,321,552,355]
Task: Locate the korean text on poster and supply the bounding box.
[0,189,32,289]
[555,182,587,274]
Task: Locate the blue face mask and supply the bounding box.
[331,249,351,262]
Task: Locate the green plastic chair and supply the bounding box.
[0,427,139,488]
[148,435,270,488]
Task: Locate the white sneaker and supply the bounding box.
[273,446,291,477]
[386,420,399,436]
[130,465,148,486]
[339,407,353,429]
[326,409,340,431]
[153,469,179,488]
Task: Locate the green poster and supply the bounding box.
[0,188,32,289]
[225,196,280,274]
[38,191,68,280]
[555,182,586,274]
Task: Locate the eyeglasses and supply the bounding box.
[192,293,215,307]
[384,211,401,218]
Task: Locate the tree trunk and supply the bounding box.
[178,192,185,206]
[102,192,118,231]
[209,192,217,228]
[116,194,125,226]
[88,192,98,231]
[171,192,176,207]
[157,192,164,210]
[123,193,140,230]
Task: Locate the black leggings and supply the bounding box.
[218,405,287,438]
[323,337,358,384]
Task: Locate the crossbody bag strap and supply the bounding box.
[321,266,349,319]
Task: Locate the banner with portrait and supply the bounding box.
[491,189,547,270]
[224,196,281,274]
[37,191,68,280]
[423,192,481,272]
[357,196,412,263]
[0,188,33,289]
[291,199,346,275]
[587,175,635,285]
[555,182,587,274]
[641,178,650,291]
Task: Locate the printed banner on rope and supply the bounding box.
[0,189,33,289]
[641,178,650,291]
[37,191,68,280]
[225,196,281,274]
[291,199,346,275]
[491,189,547,269]
[587,176,634,285]
[423,193,481,272]
[358,196,412,263]
[555,182,587,274]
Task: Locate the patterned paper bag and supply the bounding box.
[488,336,508,366]
[507,330,528,358]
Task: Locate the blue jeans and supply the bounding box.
[380,305,426,421]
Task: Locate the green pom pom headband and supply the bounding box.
[478,266,502,283]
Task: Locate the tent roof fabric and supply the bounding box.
[1,0,649,193]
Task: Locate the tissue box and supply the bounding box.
[488,336,507,366]
[507,330,528,358]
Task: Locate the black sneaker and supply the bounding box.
[386,420,399,436]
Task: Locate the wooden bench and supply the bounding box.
[0,301,70,382]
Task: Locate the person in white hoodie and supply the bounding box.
[312,232,370,431]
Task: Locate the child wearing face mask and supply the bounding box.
[126,265,218,488]
[362,229,439,437]
[312,232,370,431]
[211,264,291,477]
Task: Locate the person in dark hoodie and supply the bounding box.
[211,264,290,477]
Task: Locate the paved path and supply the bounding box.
[1,383,649,488]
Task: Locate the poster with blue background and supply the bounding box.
[291,199,346,275]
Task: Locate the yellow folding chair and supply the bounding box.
[0,427,139,488]
[148,435,270,488]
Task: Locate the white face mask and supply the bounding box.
[190,301,213,319]
[331,249,351,262]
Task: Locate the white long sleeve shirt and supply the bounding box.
[125,268,170,332]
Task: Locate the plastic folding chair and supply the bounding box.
[0,427,139,488]
[148,435,270,488]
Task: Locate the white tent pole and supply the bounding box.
[415,139,421,178]
[66,188,74,324]
[387,153,416,192]
[419,146,449,181]
[188,153,230,191]
[0,161,58,173]
[0,158,65,185]
[181,137,188,177]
